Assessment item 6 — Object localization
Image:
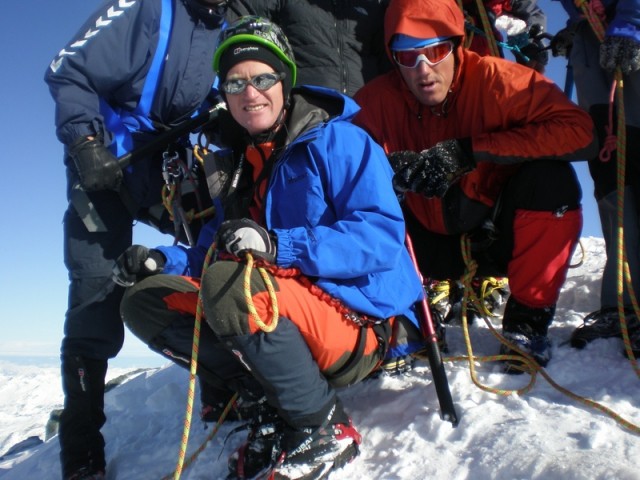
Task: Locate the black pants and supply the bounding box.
[406,161,582,281]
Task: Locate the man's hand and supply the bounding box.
[113,245,166,287]
[600,36,640,74]
[69,136,123,192]
[388,139,475,198]
[550,26,575,58]
[512,25,549,73]
[216,218,277,263]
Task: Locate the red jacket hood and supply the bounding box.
[383,0,466,61]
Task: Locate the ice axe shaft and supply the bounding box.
[117,102,225,169]
[71,102,226,232]
[405,233,459,426]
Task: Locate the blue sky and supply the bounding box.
[0,0,601,364]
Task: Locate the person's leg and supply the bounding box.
[571,124,640,349]
[568,23,640,346]
[60,186,131,479]
[121,274,261,414]
[200,260,374,476]
[490,161,582,367]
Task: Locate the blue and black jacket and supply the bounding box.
[45,0,224,151]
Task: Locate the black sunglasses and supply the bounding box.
[221,72,285,95]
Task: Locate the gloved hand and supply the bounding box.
[550,26,575,58]
[511,25,549,73]
[600,36,640,74]
[388,139,475,198]
[113,245,166,287]
[69,136,123,192]
[216,218,277,263]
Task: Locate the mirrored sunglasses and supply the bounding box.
[392,41,454,68]
[221,72,285,95]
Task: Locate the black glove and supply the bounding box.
[388,139,475,198]
[512,25,549,73]
[550,26,575,58]
[216,218,277,263]
[600,36,640,74]
[69,136,123,192]
[113,245,166,287]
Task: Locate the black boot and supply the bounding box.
[59,355,108,479]
[500,297,555,371]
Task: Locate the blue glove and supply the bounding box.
[69,136,123,192]
[217,218,277,263]
[388,139,475,198]
[600,36,640,74]
[113,245,166,287]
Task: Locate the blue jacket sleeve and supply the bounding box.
[44,0,160,146]
[274,123,407,280]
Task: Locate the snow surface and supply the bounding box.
[1,237,639,480]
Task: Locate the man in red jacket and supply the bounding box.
[354,0,597,370]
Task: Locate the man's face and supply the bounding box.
[394,42,456,107]
[224,60,285,137]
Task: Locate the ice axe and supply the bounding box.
[70,102,226,232]
[115,101,226,170]
[406,233,459,426]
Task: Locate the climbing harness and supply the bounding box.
[160,147,213,247]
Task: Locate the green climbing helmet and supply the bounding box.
[213,16,297,86]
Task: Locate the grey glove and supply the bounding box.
[550,26,575,58]
[388,139,475,198]
[600,36,640,74]
[113,245,166,287]
[69,136,123,192]
[216,218,277,263]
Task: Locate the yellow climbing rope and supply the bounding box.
[243,253,280,333]
[434,234,640,434]
[171,243,216,480]
[163,391,238,480]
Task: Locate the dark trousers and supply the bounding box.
[407,161,582,308]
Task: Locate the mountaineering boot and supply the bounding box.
[272,399,361,480]
[499,297,554,372]
[427,277,509,325]
[59,355,108,480]
[570,307,640,350]
[227,398,361,480]
[227,397,283,479]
